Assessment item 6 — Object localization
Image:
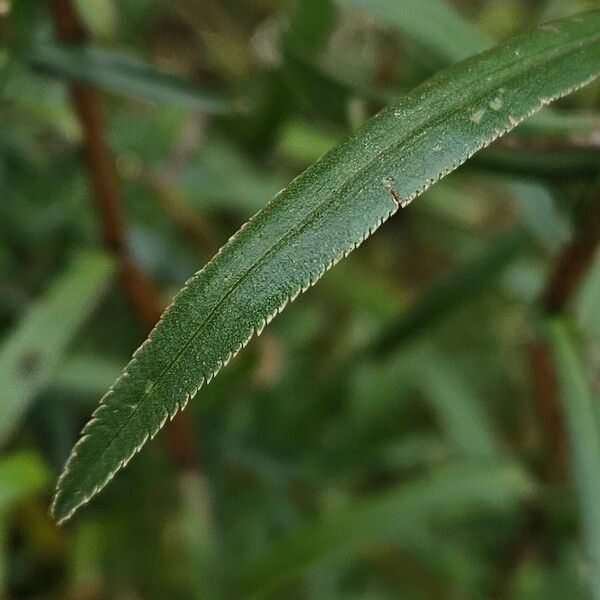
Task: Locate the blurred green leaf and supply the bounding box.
[1,60,78,139]
[380,434,452,472]
[541,0,598,21]
[239,462,533,596]
[284,0,367,121]
[75,0,118,40]
[52,14,600,524]
[69,518,107,598]
[416,180,491,231]
[520,109,600,137]
[367,229,528,355]
[173,472,218,598]
[508,180,571,253]
[288,0,338,62]
[576,247,600,338]
[0,450,49,593]
[0,451,49,515]
[53,354,123,398]
[181,139,286,217]
[333,0,600,150]
[278,119,340,166]
[28,42,234,114]
[473,146,600,179]
[511,548,590,600]
[409,348,500,459]
[335,0,491,63]
[321,260,406,321]
[0,251,115,445]
[546,319,600,598]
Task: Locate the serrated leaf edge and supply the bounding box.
[52,68,598,524]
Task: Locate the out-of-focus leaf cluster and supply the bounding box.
[1,0,600,598]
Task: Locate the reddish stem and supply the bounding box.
[46,0,197,469]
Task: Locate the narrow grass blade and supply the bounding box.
[336,0,599,149]
[53,13,600,523]
[473,146,600,179]
[409,348,500,459]
[239,462,533,596]
[546,319,600,598]
[367,229,528,355]
[335,0,491,63]
[29,42,234,114]
[520,109,600,137]
[508,181,571,253]
[0,251,114,444]
[576,249,600,339]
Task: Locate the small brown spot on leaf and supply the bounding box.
[382,177,408,208]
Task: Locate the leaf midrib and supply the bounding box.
[144,28,600,392]
[79,27,600,491]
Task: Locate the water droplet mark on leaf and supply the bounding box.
[469,109,485,124]
[489,97,503,111]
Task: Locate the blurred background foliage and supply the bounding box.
[2,0,600,597]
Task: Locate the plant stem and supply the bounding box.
[528,337,566,476]
[45,0,198,470]
[500,184,600,594]
[531,182,600,474]
[542,201,600,314]
[45,0,163,328]
[145,114,220,258]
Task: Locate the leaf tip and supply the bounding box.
[50,486,76,526]
[50,438,100,525]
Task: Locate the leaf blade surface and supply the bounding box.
[335,0,491,62]
[0,251,114,446]
[29,42,233,114]
[240,462,532,596]
[53,13,600,523]
[546,319,600,598]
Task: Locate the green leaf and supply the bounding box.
[366,228,528,355]
[473,145,600,179]
[334,0,599,150]
[0,451,49,591]
[576,248,600,338]
[283,0,387,119]
[408,348,500,459]
[519,109,600,137]
[0,451,49,516]
[239,462,533,596]
[0,251,114,445]
[28,41,234,114]
[334,0,492,63]
[507,180,571,252]
[278,119,340,167]
[53,354,123,398]
[52,13,600,523]
[546,319,600,598]
[181,139,286,217]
